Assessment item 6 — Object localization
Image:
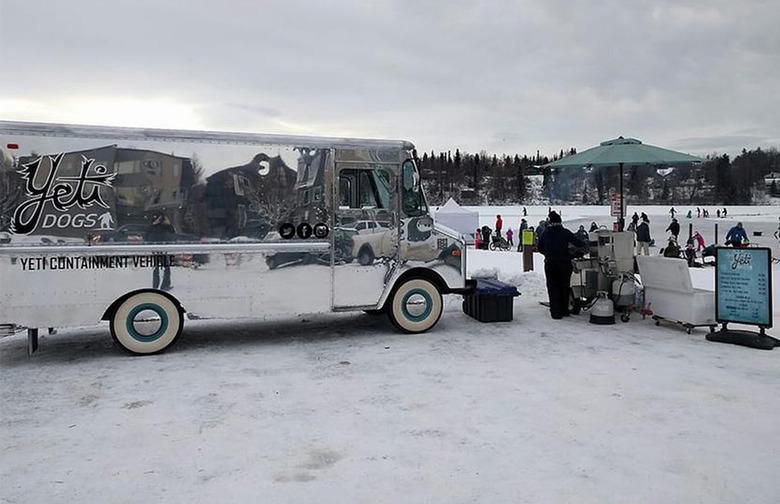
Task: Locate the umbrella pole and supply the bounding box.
[619,162,625,231]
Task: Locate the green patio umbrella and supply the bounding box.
[541,136,705,230]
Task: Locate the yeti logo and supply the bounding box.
[98,211,115,230]
[406,216,433,242]
[11,153,116,235]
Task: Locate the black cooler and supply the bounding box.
[462,278,520,322]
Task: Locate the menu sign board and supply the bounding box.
[715,247,773,327]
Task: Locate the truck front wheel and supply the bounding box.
[387,278,443,333]
[110,291,183,355]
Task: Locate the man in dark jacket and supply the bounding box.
[537,211,586,319]
[635,216,651,255]
[665,218,680,241]
[480,226,492,250]
[146,211,176,290]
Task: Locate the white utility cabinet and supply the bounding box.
[637,255,716,332]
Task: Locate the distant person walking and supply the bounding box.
[635,215,651,256]
[669,207,676,219]
[522,207,527,217]
[666,218,680,241]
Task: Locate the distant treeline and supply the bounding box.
[419,147,780,206]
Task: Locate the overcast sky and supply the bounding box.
[1,0,778,159]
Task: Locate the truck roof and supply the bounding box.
[0,120,415,151]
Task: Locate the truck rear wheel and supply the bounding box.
[110,291,183,355]
[387,278,443,333]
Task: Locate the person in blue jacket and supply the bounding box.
[537,211,586,319]
[725,222,748,246]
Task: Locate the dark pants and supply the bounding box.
[544,259,573,319]
[152,253,172,290]
[153,265,171,289]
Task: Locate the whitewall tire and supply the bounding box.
[110,291,183,355]
[387,278,443,333]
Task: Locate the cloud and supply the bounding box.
[670,131,780,156]
[1,0,778,158]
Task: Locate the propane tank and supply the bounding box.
[589,291,615,325]
[611,278,636,308]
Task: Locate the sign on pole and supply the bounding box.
[609,193,625,218]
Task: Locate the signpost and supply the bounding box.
[708,247,777,349]
[609,193,626,218]
[609,193,618,217]
[610,193,626,231]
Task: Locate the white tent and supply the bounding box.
[434,198,480,237]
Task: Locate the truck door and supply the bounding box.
[332,162,397,308]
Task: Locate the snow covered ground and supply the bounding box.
[1,206,779,503]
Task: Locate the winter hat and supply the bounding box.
[548,211,562,224]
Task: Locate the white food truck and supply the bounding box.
[0,121,469,355]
